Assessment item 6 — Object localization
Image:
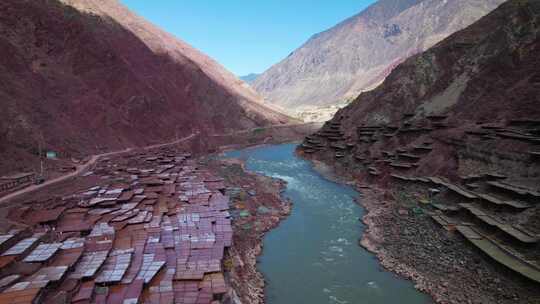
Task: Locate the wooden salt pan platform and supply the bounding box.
[390,162,414,169]
[459,203,538,243]
[487,181,540,198]
[456,225,540,283]
[0,151,234,303]
[472,192,530,209]
[428,177,477,199]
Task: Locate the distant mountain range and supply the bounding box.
[240,73,260,84]
[0,0,291,172]
[253,0,506,111]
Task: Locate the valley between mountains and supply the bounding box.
[0,1,538,304]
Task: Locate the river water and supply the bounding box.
[224,143,431,304]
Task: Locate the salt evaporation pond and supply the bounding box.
[224,143,432,304]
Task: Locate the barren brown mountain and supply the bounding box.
[0,0,291,173]
[254,0,506,111]
[332,0,540,130]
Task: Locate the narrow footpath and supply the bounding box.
[0,133,199,204]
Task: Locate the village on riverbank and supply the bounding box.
[0,128,300,304]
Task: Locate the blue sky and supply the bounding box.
[121,1,375,76]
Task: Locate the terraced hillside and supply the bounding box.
[299,1,540,303]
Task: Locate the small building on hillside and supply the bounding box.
[46,151,57,159]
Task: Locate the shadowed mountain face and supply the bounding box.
[336,0,540,128]
[253,0,506,110]
[0,0,291,170]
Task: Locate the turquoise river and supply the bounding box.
[224,143,432,304]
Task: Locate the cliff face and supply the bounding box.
[0,0,291,171]
[253,0,505,110]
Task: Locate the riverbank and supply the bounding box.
[204,157,291,304]
[0,122,319,204]
[224,144,430,304]
[0,122,317,303]
[0,140,298,304]
[300,150,540,304]
[359,186,540,304]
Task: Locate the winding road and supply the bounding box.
[0,133,199,204]
[0,122,319,204]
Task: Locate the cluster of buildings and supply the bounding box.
[0,148,234,303]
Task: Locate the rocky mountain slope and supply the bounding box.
[299,1,540,303]
[254,0,505,111]
[0,0,291,172]
[332,0,540,130]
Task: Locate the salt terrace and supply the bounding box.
[0,149,232,303]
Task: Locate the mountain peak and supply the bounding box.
[253,0,506,116]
